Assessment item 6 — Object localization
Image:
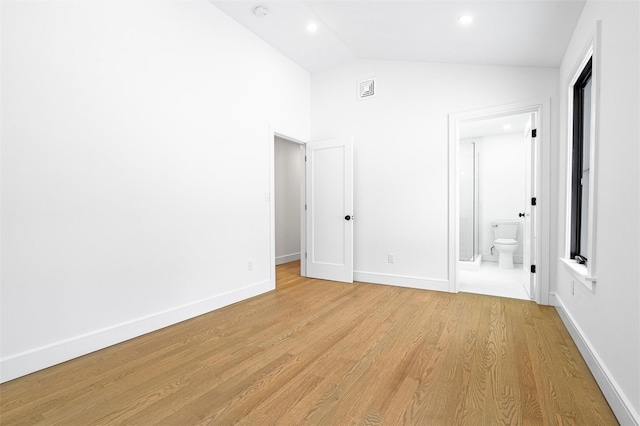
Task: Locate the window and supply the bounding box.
[570,57,593,264]
[563,25,599,290]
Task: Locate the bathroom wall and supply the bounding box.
[478,132,526,262]
[274,137,301,264]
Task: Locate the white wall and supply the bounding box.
[0,0,310,382]
[478,132,526,262]
[311,60,557,290]
[552,0,640,422]
[274,137,301,264]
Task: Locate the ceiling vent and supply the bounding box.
[358,77,376,100]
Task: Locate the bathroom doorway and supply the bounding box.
[458,113,532,299]
[448,101,549,303]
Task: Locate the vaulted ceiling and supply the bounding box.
[210,0,586,73]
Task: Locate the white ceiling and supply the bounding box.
[459,112,532,139]
[210,0,586,73]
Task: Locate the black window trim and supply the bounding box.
[569,57,593,262]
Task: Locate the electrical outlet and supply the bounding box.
[248,259,253,270]
[388,253,395,263]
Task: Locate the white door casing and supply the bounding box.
[305,137,354,283]
[523,112,537,299]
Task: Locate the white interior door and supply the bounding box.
[305,137,353,283]
[523,113,537,299]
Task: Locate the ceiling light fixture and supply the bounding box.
[458,15,473,25]
[307,22,318,33]
[253,6,269,18]
[503,124,512,130]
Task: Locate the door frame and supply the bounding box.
[269,129,307,287]
[448,99,551,304]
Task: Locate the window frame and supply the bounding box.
[569,57,592,262]
[563,24,600,291]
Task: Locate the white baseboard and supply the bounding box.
[550,292,639,425]
[275,252,301,265]
[354,271,449,292]
[0,279,274,383]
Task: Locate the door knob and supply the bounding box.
[519,212,525,217]
[345,215,352,221]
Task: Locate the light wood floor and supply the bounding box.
[1,261,617,425]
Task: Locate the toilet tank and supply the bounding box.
[491,221,519,240]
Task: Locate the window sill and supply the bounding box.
[560,258,596,292]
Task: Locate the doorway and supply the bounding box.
[269,131,355,287]
[448,101,549,304]
[270,133,306,286]
[274,136,304,266]
[457,113,533,300]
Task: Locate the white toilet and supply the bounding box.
[491,221,519,269]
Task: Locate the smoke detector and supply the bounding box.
[253,6,269,17]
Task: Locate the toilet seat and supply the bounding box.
[495,238,517,245]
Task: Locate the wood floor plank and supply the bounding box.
[507,301,544,425]
[448,293,485,425]
[0,261,618,425]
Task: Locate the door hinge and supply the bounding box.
[531,197,537,206]
[305,252,307,259]
[305,155,307,162]
[531,129,537,138]
[530,265,536,274]
[305,204,307,210]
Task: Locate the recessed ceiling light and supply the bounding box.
[458,15,473,25]
[307,22,318,33]
[503,124,512,130]
[253,6,269,18]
